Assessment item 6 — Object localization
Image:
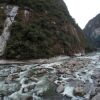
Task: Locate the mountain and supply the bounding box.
[0,0,88,60]
[84,14,100,48]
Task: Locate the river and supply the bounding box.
[0,52,100,100]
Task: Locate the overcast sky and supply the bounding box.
[63,0,100,29]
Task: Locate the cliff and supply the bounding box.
[84,14,100,48]
[0,0,88,59]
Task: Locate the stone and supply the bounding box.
[22,87,29,93]
[5,74,19,84]
[9,93,33,100]
[22,84,36,93]
[48,75,57,82]
[92,93,100,100]
[91,74,100,80]
[5,75,13,84]
[95,87,100,93]
[90,87,96,98]
[66,70,71,75]
[20,78,29,85]
[57,68,66,74]
[34,68,47,75]
[30,77,39,82]
[25,96,33,100]
[62,74,67,78]
[81,71,86,74]
[95,79,100,87]
[73,86,85,96]
[0,83,21,96]
[56,84,64,93]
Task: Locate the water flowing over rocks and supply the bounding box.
[0,5,18,56]
[0,52,100,100]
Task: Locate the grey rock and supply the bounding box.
[56,84,64,93]
[95,87,100,93]
[92,93,100,100]
[73,86,85,96]
[90,87,96,98]
[5,75,13,84]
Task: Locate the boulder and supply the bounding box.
[96,79,100,87]
[9,93,33,100]
[22,84,36,93]
[20,78,29,85]
[22,87,29,93]
[5,75,13,84]
[56,84,64,93]
[90,87,96,98]
[92,93,100,100]
[30,77,39,82]
[95,87,100,93]
[73,86,85,96]
[91,74,100,80]
[57,67,71,75]
[5,74,19,84]
[57,68,66,74]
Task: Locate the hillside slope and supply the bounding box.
[84,14,100,48]
[0,0,88,59]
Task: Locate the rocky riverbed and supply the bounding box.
[0,52,100,100]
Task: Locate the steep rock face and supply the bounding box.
[84,14,100,47]
[0,5,18,56]
[0,0,87,59]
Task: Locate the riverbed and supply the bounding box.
[0,52,100,100]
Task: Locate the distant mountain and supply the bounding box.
[0,0,89,59]
[84,14,100,48]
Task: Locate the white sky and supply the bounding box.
[63,0,100,29]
